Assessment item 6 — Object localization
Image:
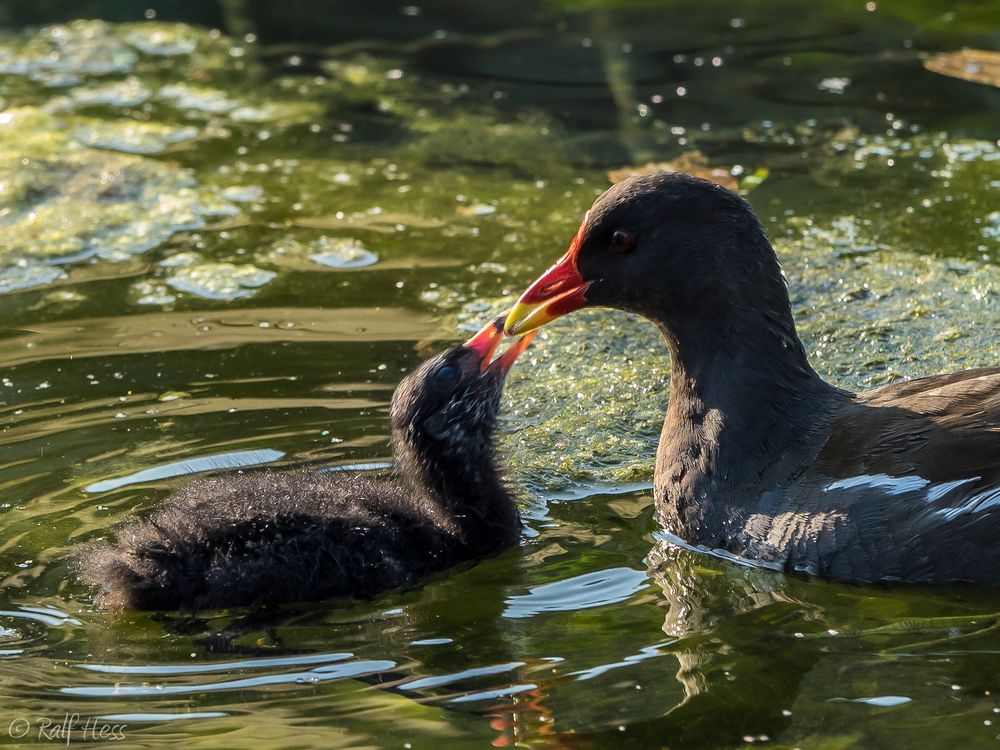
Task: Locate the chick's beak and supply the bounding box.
[463,314,537,375]
[463,316,506,371]
[488,329,536,375]
[504,214,591,336]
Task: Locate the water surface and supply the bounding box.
[1,1,999,747]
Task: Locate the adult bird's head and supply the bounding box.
[504,172,801,361]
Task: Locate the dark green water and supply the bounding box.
[0,1,999,747]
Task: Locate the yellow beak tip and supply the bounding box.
[502,304,530,336]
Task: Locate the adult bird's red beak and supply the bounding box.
[503,213,591,336]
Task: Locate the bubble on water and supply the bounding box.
[220,185,264,203]
[984,212,1000,241]
[130,280,177,306]
[158,251,201,269]
[829,695,912,707]
[73,119,200,154]
[165,262,277,300]
[123,24,199,56]
[309,238,379,269]
[58,77,153,108]
[229,102,325,124]
[818,77,850,94]
[458,203,497,217]
[194,192,242,218]
[264,236,379,270]
[159,83,240,115]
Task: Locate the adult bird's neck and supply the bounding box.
[652,306,844,540]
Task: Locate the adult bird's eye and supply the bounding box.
[610,229,636,253]
[434,365,459,386]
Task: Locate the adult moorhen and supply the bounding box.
[505,171,1000,584]
[78,317,535,610]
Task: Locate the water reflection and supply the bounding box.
[626,538,1000,748]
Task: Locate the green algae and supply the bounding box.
[0,20,137,82]
[0,107,228,279]
[812,129,1000,259]
[0,20,343,297]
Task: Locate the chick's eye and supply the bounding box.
[610,229,636,253]
[434,365,459,386]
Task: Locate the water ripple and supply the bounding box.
[62,658,397,697]
[83,448,286,493]
[503,567,649,619]
[78,651,354,675]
